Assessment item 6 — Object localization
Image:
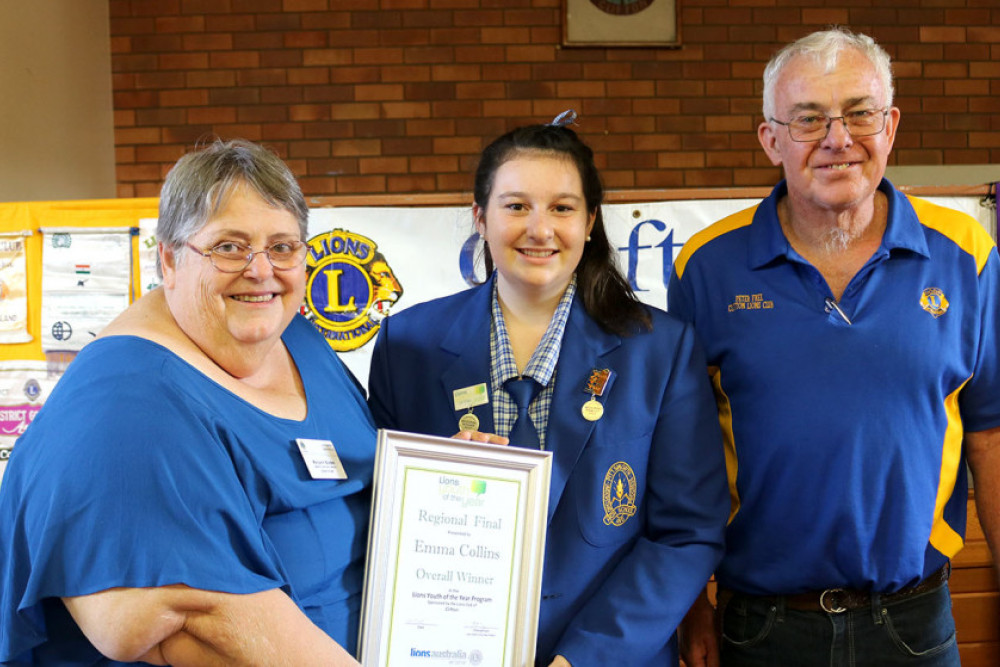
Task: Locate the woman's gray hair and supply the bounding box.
[762,27,894,121]
[156,139,309,278]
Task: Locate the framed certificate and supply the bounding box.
[358,430,552,667]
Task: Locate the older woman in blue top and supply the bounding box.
[368,114,730,667]
[0,140,372,665]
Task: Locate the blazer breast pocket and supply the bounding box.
[573,431,651,548]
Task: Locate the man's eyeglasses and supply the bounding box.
[769,108,890,142]
[186,240,308,273]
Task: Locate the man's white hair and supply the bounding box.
[762,27,894,120]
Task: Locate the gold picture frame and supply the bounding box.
[563,0,679,48]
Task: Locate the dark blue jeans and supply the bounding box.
[719,581,959,666]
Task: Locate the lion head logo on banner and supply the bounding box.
[302,229,403,352]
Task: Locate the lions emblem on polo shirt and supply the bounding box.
[919,287,949,319]
[602,461,638,526]
[302,229,403,352]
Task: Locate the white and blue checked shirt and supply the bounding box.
[489,277,576,450]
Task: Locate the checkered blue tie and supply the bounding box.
[505,376,542,449]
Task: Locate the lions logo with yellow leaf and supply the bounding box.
[602,461,637,526]
[302,229,402,352]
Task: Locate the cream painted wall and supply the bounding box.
[0,0,115,202]
[887,164,1000,187]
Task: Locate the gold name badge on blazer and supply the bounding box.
[454,383,488,432]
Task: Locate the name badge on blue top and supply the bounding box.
[296,438,348,480]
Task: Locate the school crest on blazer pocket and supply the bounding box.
[602,461,638,526]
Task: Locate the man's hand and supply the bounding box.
[679,589,719,667]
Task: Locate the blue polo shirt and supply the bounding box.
[668,179,1000,595]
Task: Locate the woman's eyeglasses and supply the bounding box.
[186,240,308,273]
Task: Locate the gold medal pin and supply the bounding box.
[458,410,480,432]
[581,368,612,422]
[582,398,604,422]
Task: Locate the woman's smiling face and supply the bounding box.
[476,151,596,304]
[161,184,306,359]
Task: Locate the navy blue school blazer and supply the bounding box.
[367,278,729,667]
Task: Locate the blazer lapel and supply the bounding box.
[544,299,621,525]
[439,282,496,434]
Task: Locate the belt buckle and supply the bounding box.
[820,588,847,614]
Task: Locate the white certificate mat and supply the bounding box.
[360,430,551,667]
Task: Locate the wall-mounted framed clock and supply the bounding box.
[563,0,679,47]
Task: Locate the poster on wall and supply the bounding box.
[0,232,32,344]
[39,227,133,357]
[138,217,161,295]
[303,207,474,384]
[0,361,60,482]
[304,200,756,385]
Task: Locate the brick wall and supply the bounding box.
[110,0,1000,198]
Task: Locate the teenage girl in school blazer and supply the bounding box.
[368,116,729,667]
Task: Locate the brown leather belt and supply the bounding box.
[718,563,950,615]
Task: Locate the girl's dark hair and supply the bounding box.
[473,122,652,336]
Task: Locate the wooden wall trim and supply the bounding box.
[305,184,996,209]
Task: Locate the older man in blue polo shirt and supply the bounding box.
[669,27,1000,667]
